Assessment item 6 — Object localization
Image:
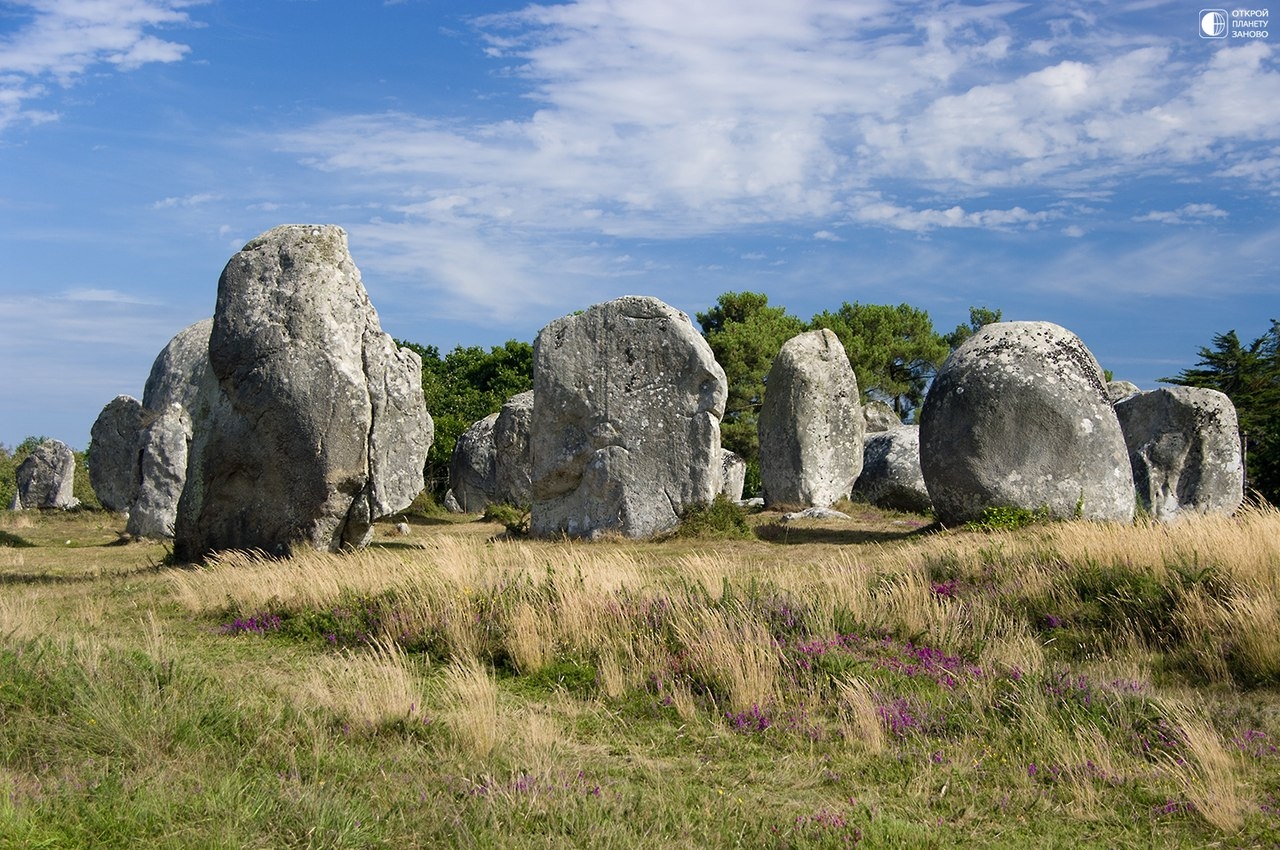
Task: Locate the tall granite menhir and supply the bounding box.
[758,329,863,508]
[174,225,433,560]
[530,296,727,539]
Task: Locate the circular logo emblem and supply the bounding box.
[1201,10,1227,37]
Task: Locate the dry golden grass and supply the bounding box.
[835,676,887,755]
[439,657,500,759]
[1158,698,1248,832]
[295,638,427,731]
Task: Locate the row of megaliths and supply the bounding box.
[83,224,1244,560]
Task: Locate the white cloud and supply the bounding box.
[0,0,198,130]
[1132,203,1229,225]
[275,3,1280,248]
[849,195,1057,233]
[153,192,220,209]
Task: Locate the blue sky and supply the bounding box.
[2,0,1278,449]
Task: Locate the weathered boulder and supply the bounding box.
[1107,380,1141,404]
[863,400,902,433]
[852,426,931,514]
[174,225,433,560]
[530,296,726,539]
[12,439,79,510]
[143,318,213,412]
[89,395,145,512]
[919,321,1134,525]
[493,390,534,507]
[125,404,193,538]
[717,448,747,502]
[758,329,864,508]
[1114,387,1244,521]
[448,412,499,513]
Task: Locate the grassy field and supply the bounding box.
[3,501,1280,848]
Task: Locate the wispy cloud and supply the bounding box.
[0,0,200,131]
[275,3,1280,239]
[1133,203,1229,225]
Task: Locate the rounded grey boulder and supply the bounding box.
[920,321,1134,525]
[89,395,145,512]
[852,426,931,514]
[1114,386,1243,521]
[12,439,79,510]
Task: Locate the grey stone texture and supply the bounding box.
[143,318,213,412]
[493,390,534,507]
[448,412,499,513]
[717,448,747,502]
[89,395,145,512]
[852,426,931,514]
[1107,380,1141,404]
[126,404,194,538]
[530,296,726,539]
[863,400,902,433]
[12,439,79,510]
[1114,386,1244,521]
[920,321,1135,525]
[174,225,432,560]
[758,329,864,509]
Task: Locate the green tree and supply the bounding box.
[1161,321,1280,504]
[808,302,949,419]
[398,339,534,498]
[696,292,806,485]
[944,306,1003,350]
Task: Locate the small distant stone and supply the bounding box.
[394,522,411,536]
[781,506,852,522]
[12,439,79,511]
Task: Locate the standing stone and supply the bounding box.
[448,412,500,513]
[89,395,145,512]
[1114,387,1244,521]
[126,404,193,538]
[530,296,726,539]
[863,400,902,433]
[1107,380,1141,404]
[493,390,534,507]
[717,448,747,502]
[143,318,213,412]
[758,329,864,509]
[174,225,433,560]
[852,426,931,514]
[12,439,79,510]
[920,321,1134,525]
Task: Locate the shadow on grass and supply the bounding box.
[0,530,35,548]
[754,521,942,546]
